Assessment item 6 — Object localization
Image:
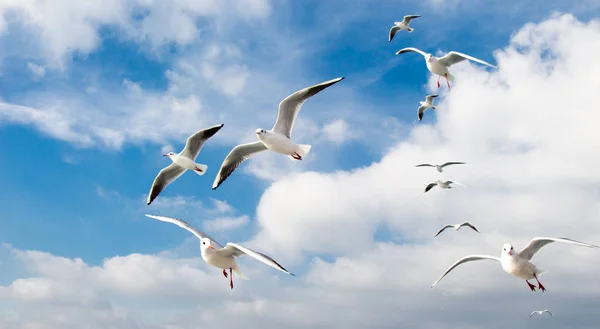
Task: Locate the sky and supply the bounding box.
[1,0,600,328]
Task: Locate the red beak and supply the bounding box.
[507,251,513,256]
[208,245,214,249]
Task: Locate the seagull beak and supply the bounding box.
[208,245,215,249]
[507,251,513,256]
[162,154,168,156]
[256,132,260,135]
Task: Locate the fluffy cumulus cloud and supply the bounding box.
[3,11,600,329]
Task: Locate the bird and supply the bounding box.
[388,15,421,42]
[417,94,438,121]
[434,221,480,237]
[416,161,466,173]
[147,124,224,205]
[424,180,465,193]
[395,47,496,88]
[431,237,600,292]
[145,214,294,289]
[529,310,553,319]
[211,77,344,190]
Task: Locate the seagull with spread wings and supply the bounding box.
[424,180,465,193]
[388,15,421,41]
[431,237,599,292]
[416,161,466,172]
[395,47,496,88]
[529,310,553,319]
[417,94,438,121]
[212,77,344,190]
[145,214,294,289]
[434,221,480,237]
[147,124,224,205]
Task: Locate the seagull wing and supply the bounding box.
[424,182,437,193]
[519,237,600,261]
[395,47,428,57]
[144,214,224,249]
[417,106,427,121]
[425,94,439,103]
[273,77,344,138]
[528,311,536,319]
[460,221,480,233]
[438,51,497,68]
[212,141,269,190]
[434,225,454,237]
[401,15,421,25]
[219,243,295,276]
[180,124,224,160]
[440,161,467,168]
[389,25,401,42]
[543,310,553,316]
[415,163,434,167]
[431,255,500,287]
[147,163,186,205]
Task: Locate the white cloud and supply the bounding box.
[321,119,358,144]
[26,62,45,78]
[203,215,250,232]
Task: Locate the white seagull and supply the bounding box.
[416,161,466,173]
[431,237,600,292]
[417,94,438,121]
[145,214,294,289]
[424,180,465,193]
[147,124,224,205]
[389,15,421,42]
[395,47,496,88]
[212,77,344,190]
[435,221,480,237]
[529,310,553,319]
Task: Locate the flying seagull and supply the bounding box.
[435,221,480,237]
[145,214,294,289]
[212,77,344,190]
[416,162,466,173]
[147,124,224,205]
[529,310,553,319]
[395,47,496,88]
[424,180,465,193]
[389,15,421,42]
[417,94,438,121]
[431,237,599,292]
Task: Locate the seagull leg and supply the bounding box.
[229,268,234,290]
[437,76,441,88]
[222,269,228,278]
[445,74,451,89]
[533,274,546,292]
[526,280,537,292]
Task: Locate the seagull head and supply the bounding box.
[200,237,215,251]
[425,53,433,62]
[162,152,175,157]
[502,243,515,257]
[255,129,266,135]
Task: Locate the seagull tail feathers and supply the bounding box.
[296,144,312,157]
[193,164,208,176]
[407,27,414,33]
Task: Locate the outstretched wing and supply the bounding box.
[144,214,224,249]
[417,106,427,121]
[434,225,454,237]
[212,141,268,190]
[460,222,480,233]
[180,124,224,160]
[147,163,186,205]
[389,25,401,42]
[415,163,434,168]
[219,243,295,276]
[395,47,428,57]
[401,15,421,25]
[425,94,438,103]
[519,237,600,261]
[431,255,500,287]
[424,182,437,193]
[438,51,497,68]
[440,161,466,168]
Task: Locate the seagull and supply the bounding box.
[212,77,344,190]
[389,15,421,42]
[529,310,553,319]
[416,161,466,173]
[431,237,600,292]
[147,124,224,205]
[395,47,496,88]
[424,180,465,193]
[435,221,480,237]
[145,214,294,289]
[417,94,438,121]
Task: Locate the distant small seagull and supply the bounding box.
[435,221,480,237]
[395,47,496,88]
[212,77,344,190]
[431,237,600,292]
[416,161,466,172]
[145,214,294,289]
[417,94,438,121]
[424,180,466,193]
[529,310,553,319]
[147,124,224,205]
[389,15,421,42]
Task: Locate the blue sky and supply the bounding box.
[1,1,600,328]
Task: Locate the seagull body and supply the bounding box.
[416,161,466,172]
[417,94,438,121]
[212,77,344,190]
[435,221,480,237]
[145,214,294,289]
[431,237,599,292]
[389,15,421,41]
[147,124,224,205]
[395,47,496,88]
[529,310,553,318]
[424,180,465,193]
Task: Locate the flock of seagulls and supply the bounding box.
[135,13,597,319]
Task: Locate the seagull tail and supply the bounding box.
[193,164,208,176]
[446,72,456,82]
[536,269,548,277]
[296,144,312,157]
[407,27,414,33]
[233,269,249,280]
